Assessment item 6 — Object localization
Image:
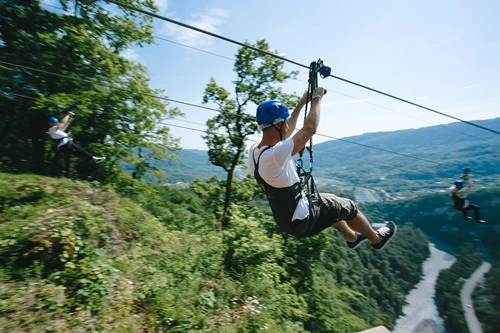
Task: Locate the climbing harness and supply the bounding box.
[295,58,331,212]
[252,59,332,236]
[48,102,78,176]
[48,103,78,147]
[253,145,302,235]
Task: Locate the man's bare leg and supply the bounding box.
[333,220,356,241]
[347,211,381,244]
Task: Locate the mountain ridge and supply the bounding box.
[161,118,500,192]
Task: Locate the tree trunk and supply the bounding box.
[221,145,244,228]
[222,167,234,229]
[32,137,45,175]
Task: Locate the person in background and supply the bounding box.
[450,170,485,224]
[249,88,397,250]
[48,106,105,165]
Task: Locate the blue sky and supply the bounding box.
[52,0,500,149]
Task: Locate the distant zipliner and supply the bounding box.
[450,168,485,224]
[48,103,105,176]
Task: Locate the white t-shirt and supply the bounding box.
[450,185,469,208]
[48,126,69,147]
[249,139,309,221]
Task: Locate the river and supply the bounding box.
[392,242,456,333]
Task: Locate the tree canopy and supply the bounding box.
[0,0,181,181]
[202,39,299,224]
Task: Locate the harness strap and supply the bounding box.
[253,145,302,201]
[50,135,71,151]
[253,145,322,237]
[252,145,273,169]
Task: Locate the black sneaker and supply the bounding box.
[346,232,368,250]
[464,216,473,221]
[371,222,397,251]
[475,219,486,224]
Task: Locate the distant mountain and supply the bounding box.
[157,118,500,196]
[151,149,226,184]
[315,117,500,161]
[312,118,500,197]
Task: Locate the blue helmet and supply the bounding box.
[48,117,59,124]
[454,179,464,187]
[256,100,290,129]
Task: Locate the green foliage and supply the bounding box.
[306,274,372,333]
[4,1,497,332]
[0,0,181,182]
[473,257,500,333]
[111,173,220,234]
[362,188,500,258]
[202,39,300,222]
[312,118,500,195]
[316,225,429,331]
[142,118,500,188]
[0,173,222,331]
[0,172,433,332]
[123,148,227,183]
[435,244,483,333]
[190,176,227,221]
[362,187,500,332]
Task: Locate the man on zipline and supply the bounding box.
[48,108,105,164]
[450,169,485,224]
[249,88,396,250]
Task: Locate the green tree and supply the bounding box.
[202,39,299,226]
[0,0,181,181]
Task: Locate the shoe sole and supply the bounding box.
[346,237,368,250]
[372,223,398,251]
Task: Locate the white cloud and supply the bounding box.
[121,48,140,62]
[160,8,229,49]
[459,84,477,90]
[154,0,168,14]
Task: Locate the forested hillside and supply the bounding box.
[361,188,500,333]
[156,118,500,194]
[1,2,498,332]
[474,259,500,333]
[435,245,484,333]
[0,173,429,332]
[361,188,500,256]
[313,117,500,196]
[123,149,226,184]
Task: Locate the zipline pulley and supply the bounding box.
[310,58,332,80]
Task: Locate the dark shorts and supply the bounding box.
[296,193,358,237]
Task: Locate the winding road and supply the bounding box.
[460,261,491,333]
[392,243,492,333]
